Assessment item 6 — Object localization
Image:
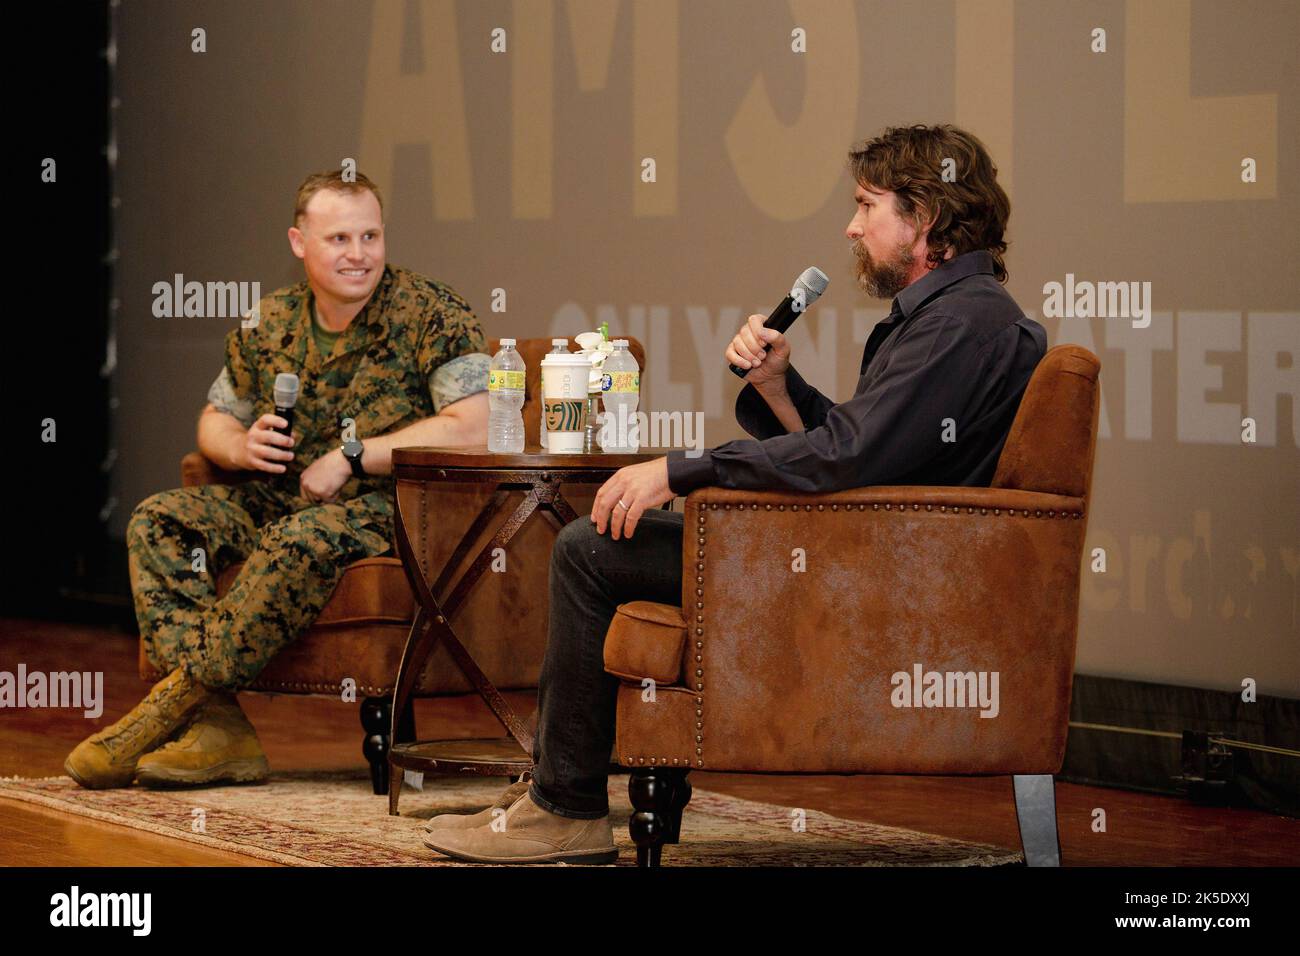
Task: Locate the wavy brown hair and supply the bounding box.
[848,125,1010,282]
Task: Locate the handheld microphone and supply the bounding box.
[273,373,300,438]
[728,266,830,379]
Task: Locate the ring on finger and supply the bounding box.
[616,499,629,510]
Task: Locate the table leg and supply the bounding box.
[388,609,429,743]
[431,488,511,601]
[441,490,540,618]
[386,467,635,805]
[548,489,581,525]
[395,487,538,756]
[386,607,434,815]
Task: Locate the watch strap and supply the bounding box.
[344,442,366,478]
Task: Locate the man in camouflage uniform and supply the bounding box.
[66,170,490,789]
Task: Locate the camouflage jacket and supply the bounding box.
[206,264,489,497]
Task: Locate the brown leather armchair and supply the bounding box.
[140,336,645,793]
[602,344,1101,866]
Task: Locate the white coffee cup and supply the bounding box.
[540,353,592,453]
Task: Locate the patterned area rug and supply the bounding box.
[0,771,1022,867]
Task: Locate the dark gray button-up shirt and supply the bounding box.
[666,249,1047,494]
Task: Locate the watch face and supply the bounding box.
[343,440,363,459]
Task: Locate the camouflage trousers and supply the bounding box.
[127,480,394,690]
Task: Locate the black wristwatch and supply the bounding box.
[342,440,366,478]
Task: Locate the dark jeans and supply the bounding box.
[528,508,684,819]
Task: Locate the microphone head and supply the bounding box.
[274,372,300,408]
[792,267,830,305]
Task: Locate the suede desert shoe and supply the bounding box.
[422,789,618,864]
[424,773,533,833]
[135,691,269,788]
[64,666,211,789]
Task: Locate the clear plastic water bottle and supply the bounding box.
[540,338,570,450]
[599,339,640,453]
[488,338,526,453]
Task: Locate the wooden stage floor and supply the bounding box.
[1,618,1294,866]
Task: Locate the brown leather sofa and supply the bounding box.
[603,344,1101,866]
[140,336,645,793]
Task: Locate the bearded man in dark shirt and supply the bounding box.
[423,124,1048,864]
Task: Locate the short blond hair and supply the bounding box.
[293,169,384,226]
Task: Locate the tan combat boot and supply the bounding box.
[134,692,269,788]
[64,666,211,789]
[424,771,533,833]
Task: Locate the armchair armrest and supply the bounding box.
[675,484,1090,774]
[181,451,257,488]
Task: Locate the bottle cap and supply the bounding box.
[500,337,516,347]
[551,338,568,346]
[613,339,629,347]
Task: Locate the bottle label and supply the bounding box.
[489,369,525,391]
[603,371,639,393]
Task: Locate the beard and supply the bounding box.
[852,238,915,299]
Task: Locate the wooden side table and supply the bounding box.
[386,445,660,815]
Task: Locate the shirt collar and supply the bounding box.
[891,249,995,320]
[354,265,395,334]
[299,265,395,364]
